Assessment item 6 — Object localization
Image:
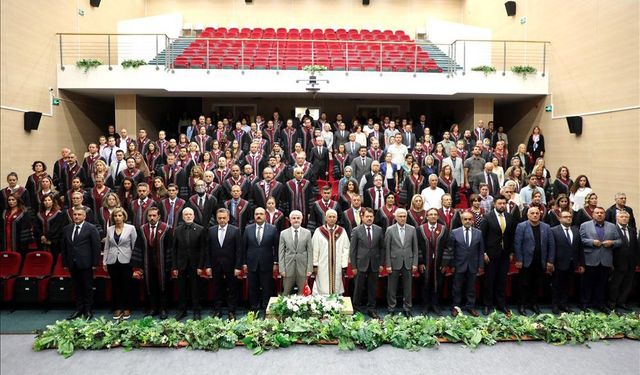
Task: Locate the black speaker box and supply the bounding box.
[567,116,583,135]
[90,0,101,7]
[24,111,42,131]
[505,1,516,16]
[363,0,370,5]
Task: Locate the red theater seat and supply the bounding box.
[0,252,22,302]
[13,251,53,304]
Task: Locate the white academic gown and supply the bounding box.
[312,225,350,295]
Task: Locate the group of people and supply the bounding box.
[0,111,637,320]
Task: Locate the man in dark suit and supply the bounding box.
[172,207,207,320]
[417,208,451,314]
[608,211,638,311]
[350,208,385,318]
[205,208,243,320]
[401,124,417,151]
[479,195,516,315]
[446,211,484,317]
[550,211,584,314]
[60,207,101,320]
[350,146,373,183]
[242,207,279,313]
[385,208,419,317]
[514,206,555,315]
[332,122,350,151]
[579,206,622,312]
[605,192,636,229]
[251,167,284,210]
[472,162,500,197]
[345,134,362,158]
[224,185,253,233]
[308,137,330,180]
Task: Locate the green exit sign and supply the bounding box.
[544,105,552,112]
[52,98,60,106]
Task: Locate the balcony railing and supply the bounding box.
[56,33,550,77]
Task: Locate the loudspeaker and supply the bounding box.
[567,116,583,135]
[245,0,252,3]
[24,111,42,132]
[363,0,370,5]
[505,1,516,16]
[90,0,101,7]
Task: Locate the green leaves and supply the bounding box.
[75,59,102,73]
[121,59,147,69]
[33,312,640,358]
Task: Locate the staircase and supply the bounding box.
[148,37,192,66]
[421,42,462,72]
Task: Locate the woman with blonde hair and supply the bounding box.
[407,194,427,227]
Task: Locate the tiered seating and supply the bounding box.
[173,27,442,72]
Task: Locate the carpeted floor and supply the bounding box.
[1,334,639,375]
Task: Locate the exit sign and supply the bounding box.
[544,105,552,112]
[52,98,60,106]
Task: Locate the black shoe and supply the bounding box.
[367,309,380,319]
[518,305,527,315]
[175,310,187,321]
[159,310,168,320]
[193,311,202,320]
[84,311,93,320]
[403,310,412,318]
[560,305,572,313]
[482,306,490,316]
[228,312,236,320]
[551,306,561,314]
[497,306,511,316]
[467,308,480,317]
[210,310,222,318]
[531,305,541,314]
[67,310,83,320]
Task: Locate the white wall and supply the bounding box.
[427,19,492,69]
[116,13,183,63]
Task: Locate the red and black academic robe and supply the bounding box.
[493,150,509,170]
[332,154,351,180]
[265,209,286,232]
[340,207,364,237]
[308,199,341,232]
[368,148,384,163]
[145,153,162,175]
[160,198,186,230]
[451,208,485,229]
[156,139,169,157]
[272,164,288,184]
[205,181,223,201]
[575,206,595,227]
[129,198,159,227]
[228,129,251,153]
[65,189,93,210]
[251,179,284,209]
[213,168,230,185]
[82,154,105,180]
[137,138,151,156]
[244,153,266,177]
[132,222,172,293]
[521,203,548,223]
[34,209,67,255]
[88,171,110,191]
[97,207,113,237]
[506,201,521,221]
[436,207,456,229]
[279,127,302,155]
[400,175,425,208]
[417,223,450,293]
[374,205,397,231]
[61,163,87,195]
[284,178,314,221]
[437,176,459,207]
[163,147,178,161]
[160,164,183,186]
[52,158,67,192]
[407,208,427,228]
[300,128,315,155]
[195,135,212,153]
[0,209,33,252]
[364,186,390,211]
[1,186,32,213]
[116,168,145,188]
[545,208,564,227]
[263,127,277,146]
[412,150,426,167]
[25,173,49,211]
[186,194,217,227]
[287,162,315,182]
[222,176,251,201]
[224,198,252,233]
[338,192,354,212]
[90,186,111,220]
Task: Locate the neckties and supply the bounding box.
[168,201,175,227]
[354,210,361,225]
[367,226,372,246]
[622,227,629,242]
[114,161,121,177]
[452,158,456,168]
[264,182,270,197]
[108,148,113,165]
[219,227,225,246]
[73,225,80,242]
[231,200,238,219]
[376,188,382,210]
[465,228,470,247]
[564,227,571,244]
[256,226,262,245]
[399,226,405,245]
[498,213,506,234]
[150,225,156,243]
[294,229,299,250]
[199,196,204,209]
[406,133,410,144]
[361,157,365,167]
